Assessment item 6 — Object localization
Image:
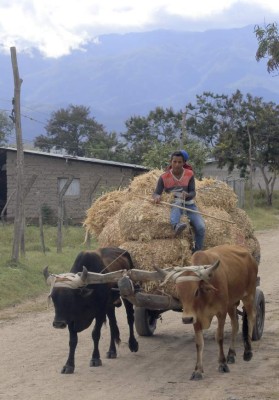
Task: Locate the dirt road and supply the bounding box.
[0,229,279,400]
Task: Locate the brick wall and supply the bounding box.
[6,152,144,224]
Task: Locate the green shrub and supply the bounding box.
[41,203,56,225]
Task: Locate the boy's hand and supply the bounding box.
[153,194,161,204]
[182,191,190,200]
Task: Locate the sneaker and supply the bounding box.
[174,222,187,237]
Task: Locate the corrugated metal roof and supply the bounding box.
[0,146,149,171]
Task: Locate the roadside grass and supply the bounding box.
[245,207,279,231]
[0,224,97,310]
[244,189,279,231]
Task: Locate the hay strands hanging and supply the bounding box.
[134,195,236,225]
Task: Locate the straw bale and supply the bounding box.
[199,206,235,248]
[83,189,128,236]
[228,208,254,238]
[120,238,192,269]
[118,199,188,241]
[128,169,162,196]
[97,212,124,247]
[196,179,238,212]
[230,225,246,246]
[195,177,218,189]
[244,235,261,264]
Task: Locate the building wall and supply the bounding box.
[202,162,279,190]
[6,152,143,223]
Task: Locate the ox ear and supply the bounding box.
[200,280,218,293]
[43,266,50,282]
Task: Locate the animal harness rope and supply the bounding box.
[47,273,87,306]
[100,249,130,273]
[159,265,213,287]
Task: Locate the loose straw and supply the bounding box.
[134,195,235,225]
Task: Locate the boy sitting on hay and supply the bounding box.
[153,150,205,253]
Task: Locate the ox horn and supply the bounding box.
[80,266,88,282]
[153,265,168,279]
[201,259,220,280]
[43,266,50,281]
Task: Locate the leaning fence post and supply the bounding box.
[57,176,73,253]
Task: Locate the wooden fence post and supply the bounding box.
[20,174,38,256]
[38,206,46,254]
[86,176,102,248]
[57,177,74,253]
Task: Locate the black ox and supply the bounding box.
[43,247,139,374]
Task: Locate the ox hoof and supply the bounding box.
[190,371,203,381]
[227,354,236,364]
[61,365,74,374]
[227,349,236,364]
[129,338,139,353]
[113,298,122,308]
[90,358,102,367]
[243,351,253,362]
[106,351,117,359]
[218,363,230,373]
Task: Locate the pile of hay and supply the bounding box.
[84,189,128,235]
[195,179,238,212]
[84,170,260,297]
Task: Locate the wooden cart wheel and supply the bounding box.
[252,288,265,341]
[134,307,158,336]
[242,287,265,341]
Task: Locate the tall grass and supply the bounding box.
[244,189,279,230]
[0,224,97,309]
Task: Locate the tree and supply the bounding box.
[0,111,13,145]
[34,104,119,158]
[142,140,208,179]
[254,22,279,73]
[186,92,228,147]
[121,107,183,164]
[186,91,279,205]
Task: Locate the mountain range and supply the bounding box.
[1,25,279,143]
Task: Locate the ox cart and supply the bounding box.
[84,264,265,342]
[117,270,265,341]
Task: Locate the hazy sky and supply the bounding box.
[1,0,279,58]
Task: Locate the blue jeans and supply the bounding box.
[170,203,205,251]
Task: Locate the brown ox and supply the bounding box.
[156,244,258,380]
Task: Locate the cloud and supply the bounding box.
[0,0,279,58]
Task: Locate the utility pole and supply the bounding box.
[247,124,254,209]
[10,46,24,262]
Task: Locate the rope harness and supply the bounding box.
[100,249,129,273]
[47,272,87,306]
[46,250,128,299]
[159,264,213,287]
